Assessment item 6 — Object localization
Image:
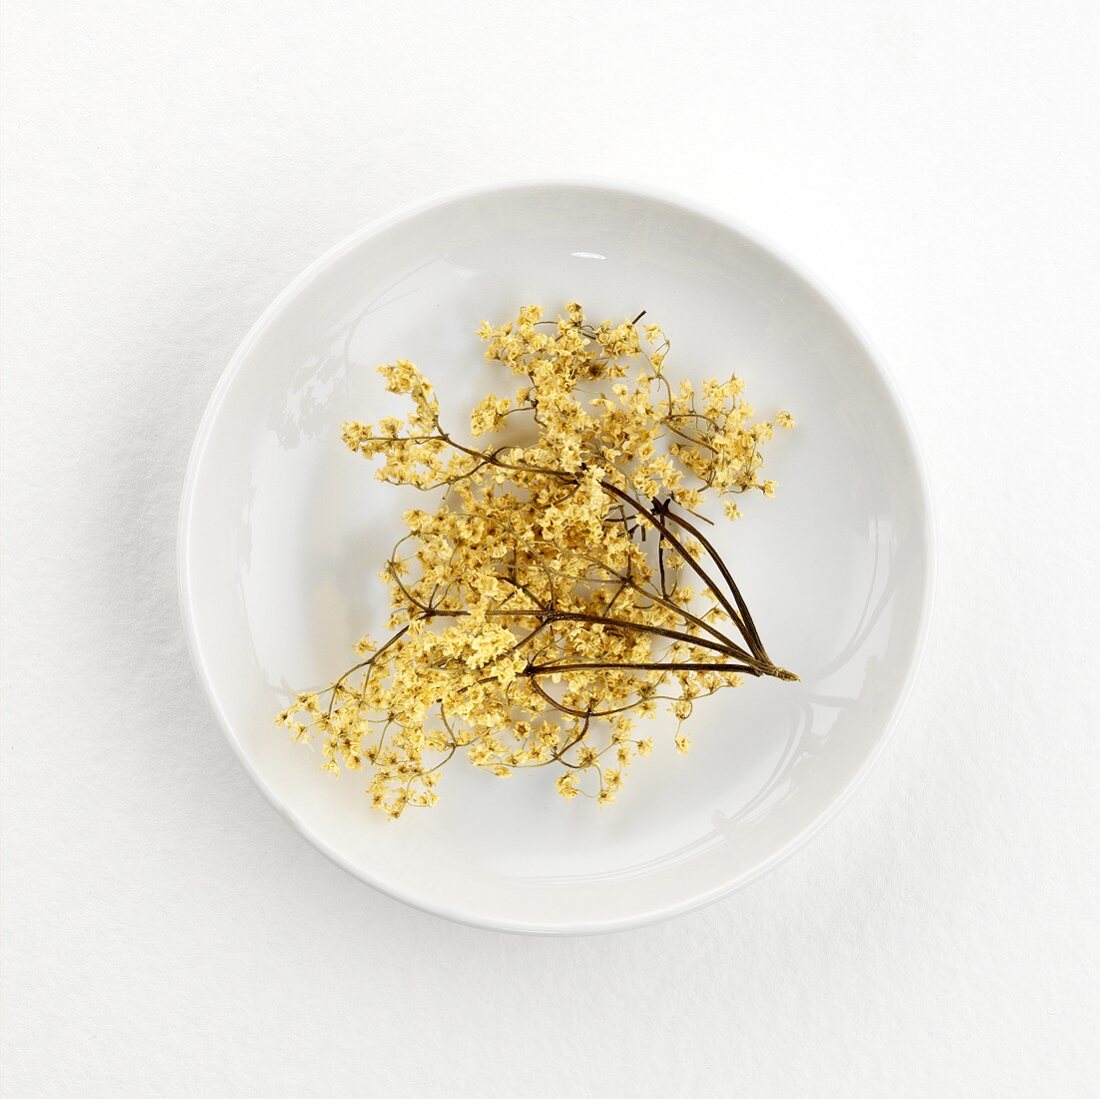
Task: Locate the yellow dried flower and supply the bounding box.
[556,773,579,800]
[279,303,796,815]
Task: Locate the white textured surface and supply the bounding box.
[2,1,1097,1094]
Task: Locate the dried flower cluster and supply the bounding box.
[277,303,795,817]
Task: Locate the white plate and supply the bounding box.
[179,180,934,934]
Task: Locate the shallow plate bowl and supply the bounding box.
[179,180,934,933]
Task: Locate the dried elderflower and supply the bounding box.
[277,304,796,817]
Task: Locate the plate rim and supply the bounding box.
[177,176,937,935]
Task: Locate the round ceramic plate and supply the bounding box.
[179,181,933,934]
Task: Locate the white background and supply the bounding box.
[2,1,1098,1095]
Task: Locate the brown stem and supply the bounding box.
[325,624,411,718]
[655,502,769,661]
[548,611,748,658]
[597,480,752,647]
[524,659,799,679]
[423,605,756,664]
[523,543,741,651]
[529,679,632,720]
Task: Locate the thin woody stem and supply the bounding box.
[324,624,410,718]
[530,679,621,720]
[548,611,749,659]
[524,660,775,677]
[655,501,769,661]
[423,606,757,664]
[520,541,741,651]
[596,479,754,648]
